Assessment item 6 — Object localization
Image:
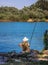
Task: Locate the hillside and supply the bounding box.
[0,0,48,22]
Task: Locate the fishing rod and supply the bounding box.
[29,22,37,45]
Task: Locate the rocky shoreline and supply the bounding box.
[0,50,48,64]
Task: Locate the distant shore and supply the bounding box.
[0,20,14,22]
[0,19,48,22]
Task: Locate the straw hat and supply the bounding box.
[23,37,28,41]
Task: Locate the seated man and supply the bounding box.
[19,37,30,53]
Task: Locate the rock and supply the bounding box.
[27,19,33,22]
[43,50,48,55]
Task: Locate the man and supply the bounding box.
[19,37,30,53]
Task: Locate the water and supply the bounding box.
[0,22,48,53]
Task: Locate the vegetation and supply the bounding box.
[1,61,48,65]
[44,30,48,50]
[0,0,48,22]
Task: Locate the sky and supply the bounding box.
[0,0,37,9]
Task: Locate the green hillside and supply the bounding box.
[0,0,48,22]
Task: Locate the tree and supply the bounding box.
[44,30,48,50]
[0,0,48,22]
[36,0,48,10]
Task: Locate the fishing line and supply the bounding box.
[29,22,37,45]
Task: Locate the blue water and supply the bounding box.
[0,22,48,53]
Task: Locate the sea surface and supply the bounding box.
[0,22,48,53]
